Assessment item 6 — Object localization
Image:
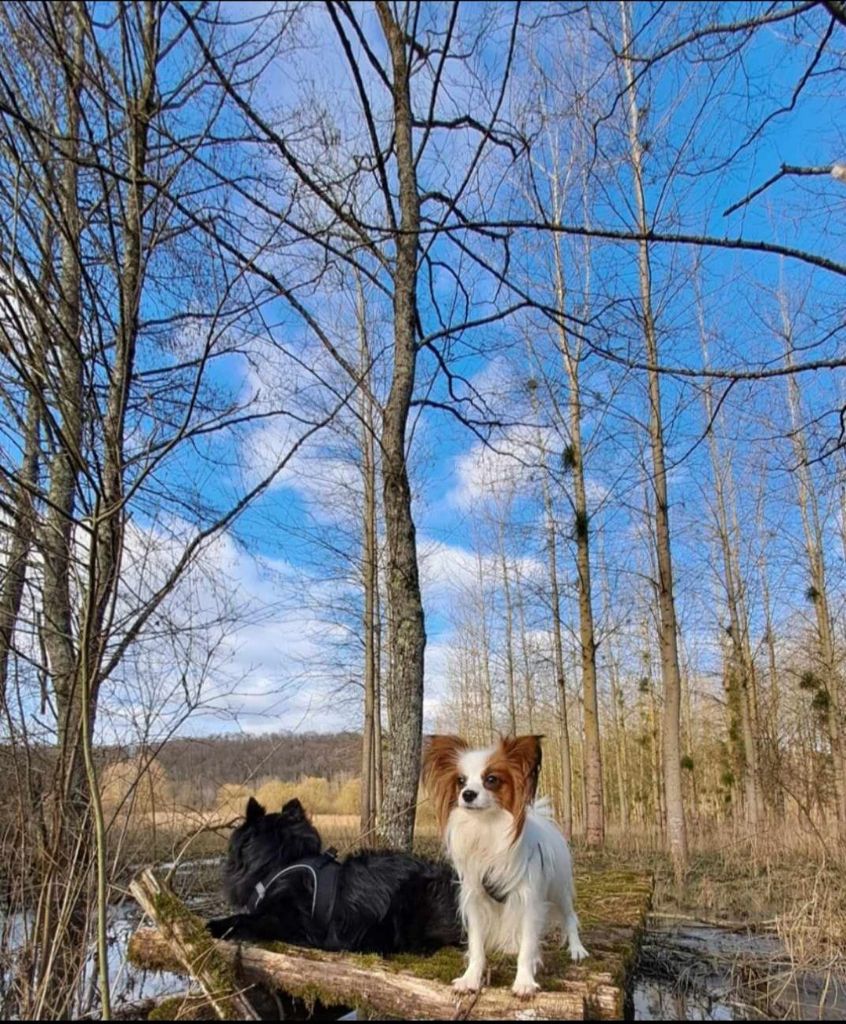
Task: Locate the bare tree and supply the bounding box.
[0,4,346,1014]
[781,296,846,844]
[697,283,763,828]
[357,279,383,836]
[619,0,688,873]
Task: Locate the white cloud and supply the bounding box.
[448,424,551,509]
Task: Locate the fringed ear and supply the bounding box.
[422,735,469,834]
[502,734,544,800]
[498,734,544,839]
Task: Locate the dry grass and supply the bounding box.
[117,805,845,1018]
[574,819,840,928]
[129,802,845,977]
[583,822,846,1019]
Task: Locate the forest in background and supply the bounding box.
[0,1,844,1018]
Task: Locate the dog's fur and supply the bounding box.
[206,797,461,955]
[423,734,589,998]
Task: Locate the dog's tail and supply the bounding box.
[532,795,554,818]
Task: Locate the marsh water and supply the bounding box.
[5,857,845,1020]
[633,921,845,1021]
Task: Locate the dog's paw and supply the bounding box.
[511,976,540,999]
[206,918,232,940]
[452,973,482,994]
[569,939,590,962]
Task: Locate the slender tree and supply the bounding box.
[619,0,688,873]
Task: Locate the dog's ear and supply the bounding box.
[422,735,469,834]
[281,798,305,820]
[422,735,469,784]
[245,796,265,824]
[498,735,544,838]
[501,734,544,792]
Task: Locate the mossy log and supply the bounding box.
[130,929,587,1019]
[130,869,653,1020]
[129,869,259,1020]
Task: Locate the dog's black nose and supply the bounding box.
[462,789,478,803]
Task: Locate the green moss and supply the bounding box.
[257,869,650,1002]
[385,945,466,983]
[141,868,652,1017]
[148,994,211,1021]
[385,941,626,993]
[149,885,241,1019]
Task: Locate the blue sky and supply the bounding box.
[99,2,846,744]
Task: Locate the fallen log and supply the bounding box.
[129,927,588,1020]
[129,869,259,1021]
[129,867,653,1020]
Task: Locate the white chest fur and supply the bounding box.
[445,804,561,955]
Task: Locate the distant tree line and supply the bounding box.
[152,731,361,805]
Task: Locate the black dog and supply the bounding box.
[207,797,461,954]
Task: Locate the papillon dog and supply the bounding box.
[423,733,588,998]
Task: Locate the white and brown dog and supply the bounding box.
[423,734,588,997]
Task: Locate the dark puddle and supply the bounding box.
[634,920,846,1021]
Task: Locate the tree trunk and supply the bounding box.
[0,373,40,707]
[375,2,426,851]
[130,928,593,1021]
[499,529,518,735]
[697,307,763,828]
[32,13,88,1015]
[782,320,846,845]
[358,280,379,837]
[549,216,604,846]
[542,469,573,835]
[620,0,687,874]
[608,649,630,831]
[514,561,536,732]
[476,550,496,742]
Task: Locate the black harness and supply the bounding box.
[248,848,342,942]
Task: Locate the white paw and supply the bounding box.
[452,973,482,994]
[569,939,590,962]
[511,976,541,999]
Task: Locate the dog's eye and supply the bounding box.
[484,774,499,786]
[457,775,466,787]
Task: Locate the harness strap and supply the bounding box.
[249,848,342,942]
[482,842,545,904]
[250,863,320,915]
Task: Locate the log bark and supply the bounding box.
[129,870,259,1020]
[129,928,595,1020]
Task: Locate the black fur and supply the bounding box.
[207,797,461,954]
